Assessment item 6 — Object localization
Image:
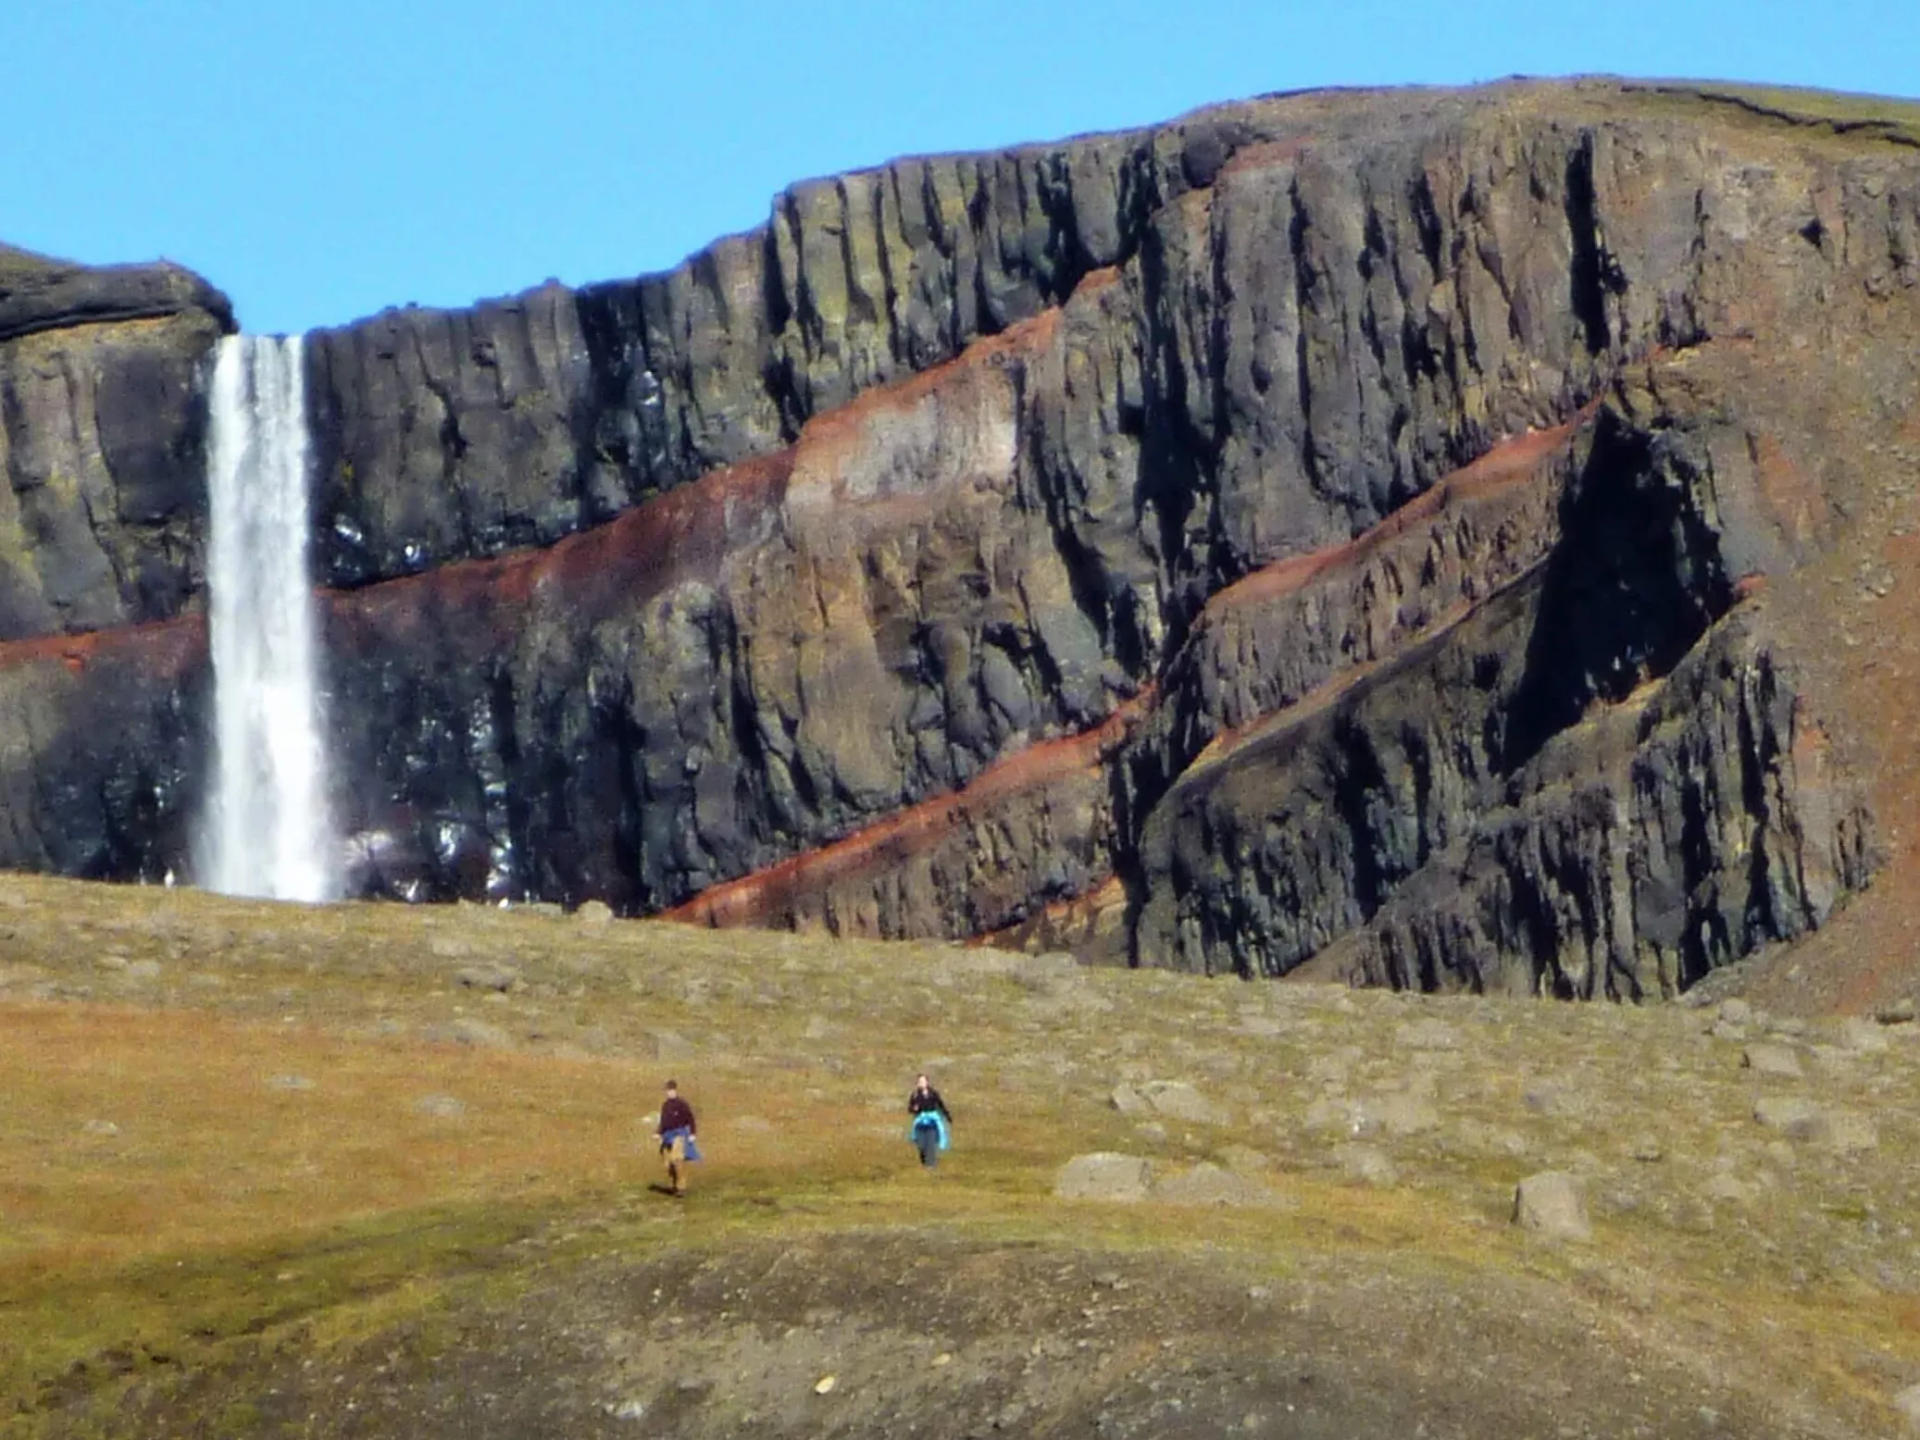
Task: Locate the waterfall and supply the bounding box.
[198,334,338,902]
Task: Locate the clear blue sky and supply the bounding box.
[4,1,1915,335]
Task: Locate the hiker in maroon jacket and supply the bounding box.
[656,1079,700,1196]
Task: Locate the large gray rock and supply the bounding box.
[1054,1153,1153,1202]
[1513,1171,1592,1241]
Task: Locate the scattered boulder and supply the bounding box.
[1216,1144,1272,1176]
[446,1017,512,1048]
[455,963,519,992]
[414,1094,467,1118]
[1512,1171,1591,1240]
[1303,1095,1362,1133]
[266,1074,315,1091]
[1838,1018,1891,1054]
[1893,1381,1920,1432]
[1718,998,1755,1026]
[1332,1143,1399,1187]
[576,900,615,926]
[1054,1153,1152,1203]
[1742,1043,1804,1078]
[1753,1096,1829,1142]
[1138,1080,1220,1125]
[1374,1092,1440,1137]
[427,935,472,960]
[1875,998,1917,1025]
[1115,1079,1220,1125]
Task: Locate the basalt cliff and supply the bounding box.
[4,79,1918,998]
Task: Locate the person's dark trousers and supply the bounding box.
[915,1120,940,1168]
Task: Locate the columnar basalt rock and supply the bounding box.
[0,247,232,642]
[0,81,1916,1001]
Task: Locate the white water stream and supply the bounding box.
[198,334,338,901]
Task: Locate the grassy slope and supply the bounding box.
[2,874,1919,1434]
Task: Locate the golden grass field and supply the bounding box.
[4,872,1920,1435]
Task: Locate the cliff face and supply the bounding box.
[2,81,1916,997]
[0,247,231,642]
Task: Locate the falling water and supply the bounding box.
[198,334,338,901]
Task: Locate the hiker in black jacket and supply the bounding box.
[907,1073,952,1168]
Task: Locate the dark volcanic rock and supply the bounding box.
[0,247,231,641]
[0,245,233,343]
[2,80,1917,1002]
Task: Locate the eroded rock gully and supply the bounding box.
[0,80,1915,998]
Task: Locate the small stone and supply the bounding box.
[1629,1137,1665,1163]
[126,959,162,980]
[448,1017,511,1048]
[1717,998,1754,1026]
[1702,1172,1755,1206]
[931,1352,952,1367]
[1742,1043,1804,1078]
[611,1399,646,1421]
[1513,1171,1591,1240]
[813,1375,836,1395]
[82,1119,120,1136]
[266,1074,315,1091]
[1521,1084,1563,1115]
[427,935,471,960]
[1110,1082,1149,1116]
[576,899,615,926]
[1876,998,1917,1025]
[96,954,129,972]
[1394,1018,1460,1051]
[454,964,518,993]
[414,1094,467,1119]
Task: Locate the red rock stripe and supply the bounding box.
[660,689,1156,929]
